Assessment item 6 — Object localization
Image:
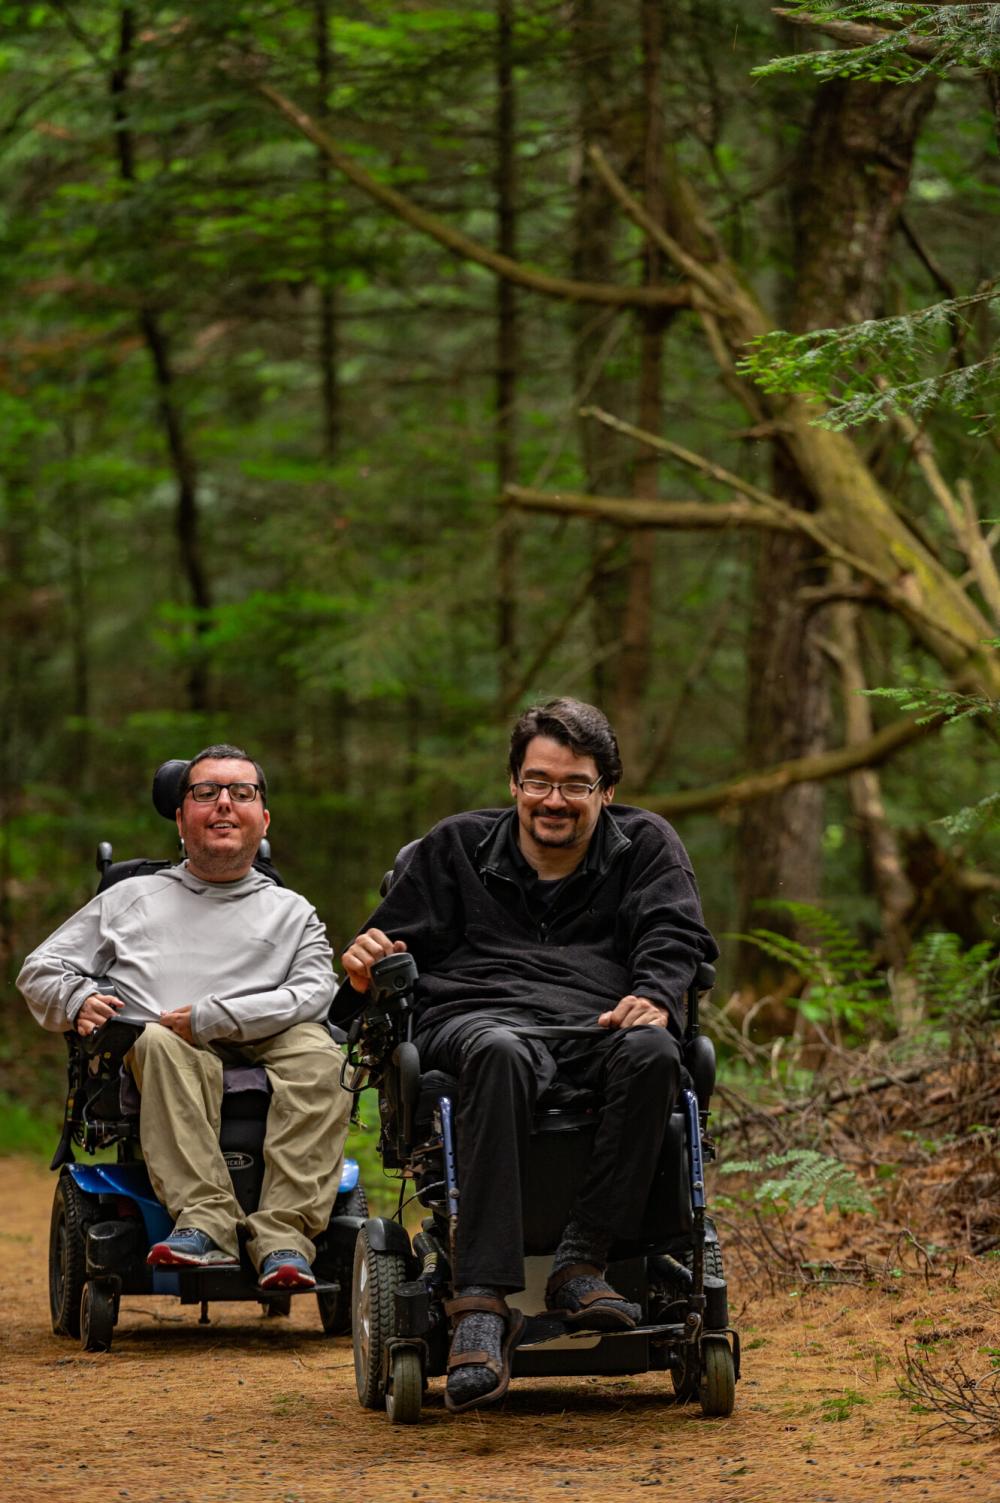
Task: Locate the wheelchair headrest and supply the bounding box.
[152,760,188,820]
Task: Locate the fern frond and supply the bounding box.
[720,1148,876,1215]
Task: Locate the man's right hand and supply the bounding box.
[75,992,124,1037]
[341,929,408,993]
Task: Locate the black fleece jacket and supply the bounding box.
[335,805,718,1039]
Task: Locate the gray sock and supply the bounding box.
[550,1218,640,1324]
[447,1285,506,1407]
[552,1215,612,1273]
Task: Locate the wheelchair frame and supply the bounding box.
[344,951,740,1423]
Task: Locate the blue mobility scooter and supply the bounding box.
[47,760,365,1353]
[342,867,739,1423]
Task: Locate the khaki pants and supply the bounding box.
[126,1022,351,1269]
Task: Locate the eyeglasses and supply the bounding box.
[185,781,262,804]
[516,777,603,801]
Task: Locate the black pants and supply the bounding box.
[417,1010,682,1290]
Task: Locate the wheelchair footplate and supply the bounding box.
[511,1313,738,1380]
[175,1268,339,1304]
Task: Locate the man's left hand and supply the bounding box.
[158,1007,195,1045]
[599,995,668,1029]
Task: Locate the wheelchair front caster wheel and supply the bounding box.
[386,1347,423,1425]
[80,1281,115,1353]
[699,1336,735,1417]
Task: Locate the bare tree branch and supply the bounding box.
[252,79,695,312]
[772,8,943,61]
[504,484,793,531]
[638,714,944,817]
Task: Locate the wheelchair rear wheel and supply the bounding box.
[318,1185,369,1336]
[49,1174,94,1339]
[353,1225,407,1409]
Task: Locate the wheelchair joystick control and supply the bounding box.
[369,951,418,1005]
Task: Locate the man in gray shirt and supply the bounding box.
[18,744,351,1292]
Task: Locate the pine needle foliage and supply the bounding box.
[862,641,999,835]
[753,4,1000,85]
[720,1147,876,1215]
[739,289,1000,433]
[745,6,1000,432]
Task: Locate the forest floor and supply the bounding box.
[4,1156,1000,1503]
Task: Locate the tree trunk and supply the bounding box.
[613,0,665,768]
[736,76,938,993]
[111,4,211,712]
[315,0,340,464]
[496,0,520,706]
[569,0,632,710]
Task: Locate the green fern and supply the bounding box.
[728,901,883,1033]
[905,932,997,1017]
[721,1148,876,1216]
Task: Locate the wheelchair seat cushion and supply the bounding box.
[414,1068,597,1132]
[92,1062,272,1122]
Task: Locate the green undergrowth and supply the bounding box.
[0,1092,54,1160]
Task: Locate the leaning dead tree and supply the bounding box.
[252,76,1000,812]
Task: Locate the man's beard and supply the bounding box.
[528,810,581,847]
[186,833,257,878]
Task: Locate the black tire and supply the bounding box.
[704,1239,724,1282]
[49,1175,93,1339]
[385,1345,423,1425]
[80,1281,115,1353]
[317,1184,370,1336]
[671,1350,699,1403]
[339,1185,370,1219]
[665,1235,725,1399]
[352,1225,407,1409]
[699,1336,736,1417]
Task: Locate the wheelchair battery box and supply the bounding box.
[704,1275,728,1331]
[394,1280,432,1338]
[87,1218,142,1275]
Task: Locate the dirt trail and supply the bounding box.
[3,1156,999,1503]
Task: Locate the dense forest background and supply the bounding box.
[1,1,998,1086]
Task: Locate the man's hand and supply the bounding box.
[75,992,124,1037]
[158,1006,195,1045]
[598,994,669,1029]
[341,929,408,993]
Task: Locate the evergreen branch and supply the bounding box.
[762,4,1000,81]
[740,289,1000,433]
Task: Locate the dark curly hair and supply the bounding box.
[508,698,623,788]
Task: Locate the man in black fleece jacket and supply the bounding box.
[341,698,717,1413]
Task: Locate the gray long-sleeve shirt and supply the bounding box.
[17,863,336,1046]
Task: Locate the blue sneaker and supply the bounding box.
[257,1249,316,1291]
[147,1228,239,1268]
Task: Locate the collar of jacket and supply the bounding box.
[473,805,631,889]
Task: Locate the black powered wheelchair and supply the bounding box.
[48,760,365,1353]
[343,949,740,1424]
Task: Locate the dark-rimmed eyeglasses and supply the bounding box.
[516,777,603,801]
[185,781,262,804]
